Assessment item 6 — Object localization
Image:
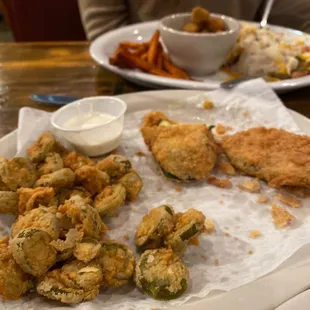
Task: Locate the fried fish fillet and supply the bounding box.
[221,127,310,188]
[141,112,217,182]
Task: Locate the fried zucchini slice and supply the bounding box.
[11,228,57,276]
[164,209,206,255]
[93,184,126,216]
[118,170,143,201]
[0,191,18,214]
[73,238,102,263]
[37,152,64,176]
[37,260,102,304]
[0,157,37,191]
[75,166,110,195]
[11,206,60,240]
[0,236,33,300]
[96,155,131,178]
[58,195,106,240]
[135,205,175,251]
[35,168,75,190]
[63,151,95,172]
[27,131,56,163]
[98,240,135,287]
[135,248,189,300]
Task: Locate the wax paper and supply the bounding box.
[3,79,310,310]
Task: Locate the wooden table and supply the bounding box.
[0,41,310,139]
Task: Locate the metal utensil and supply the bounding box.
[220,76,263,89]
[30,94,79,106]
[260,0,275,28]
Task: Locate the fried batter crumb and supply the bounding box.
[243,111,249,118]
[218,162,235,175]
[272,204,295,228]
[214,258,219,265]
[274,194,301,208]
[136,151,146,157]
[216,123,232,135]
[175,186,183,192]
[224,233,230,237]
[207,176,232,189]
[123,235,130,241]
[257,195,269,204]
[237,180,261,193]
[248,249,254,255]
[203,100,214,110]
[249,230,262,239]
[189,237,200,246]
[219,200,223,204]
[204,217,215,233]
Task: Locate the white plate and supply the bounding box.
[2,90,310,310]
[90,21,310,94]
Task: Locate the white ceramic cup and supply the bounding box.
[160,13,240,76]
[51,96,127,157]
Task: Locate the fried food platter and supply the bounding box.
[2,90,310,310]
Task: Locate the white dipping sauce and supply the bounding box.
[64,112,115,129]
[63,111,123,156]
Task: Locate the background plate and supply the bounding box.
[90,22,310,93]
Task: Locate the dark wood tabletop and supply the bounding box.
[0,41,309,139]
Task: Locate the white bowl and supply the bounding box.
[160,13,240,76]
[51,96,127,157]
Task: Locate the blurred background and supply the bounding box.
[0,0,86,42]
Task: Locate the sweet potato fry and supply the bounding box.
[150,67,175,78]
[156,53,164,70]
[141,52,148,61]
[131,44,149,57]
[109,46,126,65]
[117,50,153,71]
[119,41,145,49]
[147,30,160,65]
[163,54,189,79]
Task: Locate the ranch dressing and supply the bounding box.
[63,111,123,156]
[64,112,115,129]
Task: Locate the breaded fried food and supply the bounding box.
[98,240,135,287]
[96,155,132,178]
[37,260,103,304]
[11,228,57,276]
[50,228,83,253]
[0,236,33,300]
[135,248,189,300]
[57,186,93,205]
[35,168,75,190]
[0,157,37,191]
[58,195,106,240]
[73,237,102,263]
[63,151,94,172]
[118,170,143,201]
[164,208,206,255]
[0,191,18,214]
[17,187,55,214]
[141,112,217,182]
[93,184,126,216]
[27,131,56,162]
[221,127,310,188]
[37,152,63,176]
[141,111,177,149]
[11,206,60,239]
[135,205,175,251]
[75,166,110,195]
